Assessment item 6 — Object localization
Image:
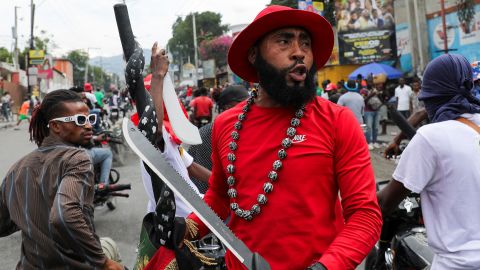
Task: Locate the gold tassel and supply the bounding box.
[164,259,179,270]
[183,240,217,266]
[184,219,217,266]
[185,218,199,239]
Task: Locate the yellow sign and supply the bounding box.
[32,86,40,97]
[312,1,324,12]
[29,50,45,59]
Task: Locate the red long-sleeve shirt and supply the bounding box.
[189,97,382,270]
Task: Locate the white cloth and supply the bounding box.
[85,92,97,106]
[140,126,201,217]
[110,94,119,109]
[393,113,480,269]
[395,85,412,111]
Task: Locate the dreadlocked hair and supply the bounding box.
[29,89,83,146]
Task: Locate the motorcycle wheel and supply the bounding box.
[109,168,120,185]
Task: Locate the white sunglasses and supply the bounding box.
[49,114,97,127]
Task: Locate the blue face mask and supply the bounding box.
[419,54,480,123]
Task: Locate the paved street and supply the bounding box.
[0,120,399,269]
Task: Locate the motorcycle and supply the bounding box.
[94,127,128,167]
[193,116,211,128]
[192,233,227,269]
[93,182,131,210]
[92,130,130,210]
[365,180,433,270]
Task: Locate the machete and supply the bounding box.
[122,118,271,270]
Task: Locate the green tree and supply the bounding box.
[457,0,476,33]
[90,65,109,90]
[269,0,297,8]
[167,12,228,67]
[34,30,57,54]
[0,47,12,63]
[65,49,89,86]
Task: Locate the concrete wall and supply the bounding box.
[2,81,27,112]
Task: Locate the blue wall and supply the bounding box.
[428,4,480,62]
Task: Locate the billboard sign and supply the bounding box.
[335,0,396,64]
[298,0,324,15]
[427,4,480,61]
[203,59,216,79]
[29,50,45,59]
[338,29,395,64]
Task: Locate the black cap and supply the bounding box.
[217,85,249,110]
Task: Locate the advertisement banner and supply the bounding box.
[298,0,324,15]
[338,29,395,64]
[427,4,480,61]
[203,59,216,79]
[396,22,412,72]
[335,0,396,64]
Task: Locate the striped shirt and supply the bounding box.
[0,136,106,269]
[187,122,213,194]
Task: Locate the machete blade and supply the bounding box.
[122,118,270,270]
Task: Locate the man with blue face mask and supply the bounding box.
[378,54,480,269]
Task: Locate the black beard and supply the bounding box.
[253,53,317,108]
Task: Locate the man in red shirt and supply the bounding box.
[146,5,381,270]
[185,5,382,270]
[189,87,213,126]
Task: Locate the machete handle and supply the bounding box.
[387,105,417,140]
[114,4,136,61]
[114,3,150,115]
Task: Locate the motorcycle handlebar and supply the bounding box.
[95,183,131,193]
[109,192,129,198]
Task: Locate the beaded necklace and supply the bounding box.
[226,89,306,221]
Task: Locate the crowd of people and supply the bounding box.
[317,74,425,150]
[2,4,480,270]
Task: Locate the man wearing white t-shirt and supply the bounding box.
[378,54,480,269]
[138,45,211,217]
[394,78,412,118]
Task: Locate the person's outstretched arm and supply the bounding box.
[149,42,167,134]
[384,108,428,158]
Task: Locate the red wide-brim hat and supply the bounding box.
[228,5,334,83]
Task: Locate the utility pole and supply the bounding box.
[413,0,425,72]
[192,12,199,86]
[84,47,99,85]
[84,50,89,85]
[440,0,448,53]
[100,56,103,88]
[13,6,20,69]
[27,0,35,94]
[30,0,35,50]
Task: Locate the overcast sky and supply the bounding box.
[1,0,271,58]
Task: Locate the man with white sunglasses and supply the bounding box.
[0,89,125,270]
[51,112,114,186]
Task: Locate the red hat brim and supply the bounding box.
[228,6,334,83]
